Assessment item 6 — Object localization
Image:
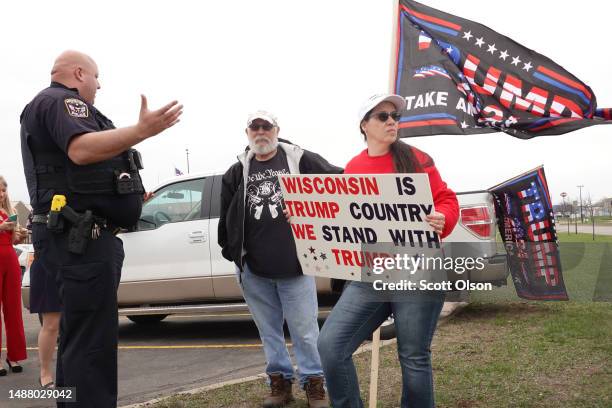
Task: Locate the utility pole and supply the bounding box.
[587,195,595,241]
[186,148,190,174]
[573,200,578,234]
[577,185,584,223]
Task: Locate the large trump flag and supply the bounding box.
[393,0,612,139]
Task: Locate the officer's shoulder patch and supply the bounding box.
[64,98,89,118]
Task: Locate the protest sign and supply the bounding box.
[279,173,438,281]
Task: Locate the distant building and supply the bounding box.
[10,201,31,244]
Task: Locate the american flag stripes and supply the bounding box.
[490,167,568,300]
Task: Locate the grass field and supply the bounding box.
[474,233,611,303]
[590,216,612,224]
[431,302,611,408]
[556,233,612,243]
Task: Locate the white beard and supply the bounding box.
[249,137,278,155]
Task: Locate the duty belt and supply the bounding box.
[32,214,49,224]
[32,213,122,235]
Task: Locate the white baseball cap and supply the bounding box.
[358,94,407,121]
[247,110,278,127]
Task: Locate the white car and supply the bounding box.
[14,243,34,278]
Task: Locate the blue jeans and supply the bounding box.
[318,281,445,408]
[239,263,324,385]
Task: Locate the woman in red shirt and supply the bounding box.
[317,94,459,408]
[0,176,27,376]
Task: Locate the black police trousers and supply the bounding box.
[42,226,124,408]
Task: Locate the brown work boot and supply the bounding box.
[304,376,328,408]
[262,373,294,408]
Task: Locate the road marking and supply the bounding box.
[6,343,293,351]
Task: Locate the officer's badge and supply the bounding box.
[64,98,89,118]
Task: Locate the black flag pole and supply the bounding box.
[388,0,401,94]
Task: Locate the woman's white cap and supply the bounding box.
[358,94,406,121]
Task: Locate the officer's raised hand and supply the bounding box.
[51,50,185,166]
[137,95,183,139]
[68,93,184,165]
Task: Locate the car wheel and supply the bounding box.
[126,314,169,324]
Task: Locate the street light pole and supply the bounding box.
[577,185,584,223]
[561,192,568,235]
[591,200,595,241]
[573,200,578,234]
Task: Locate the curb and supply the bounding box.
[120,301,466,408]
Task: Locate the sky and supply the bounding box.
[1,0,610,208]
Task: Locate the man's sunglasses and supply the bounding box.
[370,111,402,122]
[248,123,274,131]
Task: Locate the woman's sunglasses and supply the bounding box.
[370,111,402,122]
[248,123,274,131]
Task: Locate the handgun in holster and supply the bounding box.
[62,206,93,255]
[48,194,93,255]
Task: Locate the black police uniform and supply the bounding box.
[20,82,144,408]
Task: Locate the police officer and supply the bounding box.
[20,50,182,407]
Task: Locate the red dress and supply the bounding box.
[0,210,27,362]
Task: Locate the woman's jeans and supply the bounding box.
[318,281,445,408]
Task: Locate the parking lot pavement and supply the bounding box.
[116,314,272,406]
[0,308,327,407]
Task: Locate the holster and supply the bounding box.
[47,205,93,255]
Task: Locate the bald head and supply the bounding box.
[51,50,100,104]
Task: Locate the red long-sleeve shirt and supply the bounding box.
[344,147,459,238]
